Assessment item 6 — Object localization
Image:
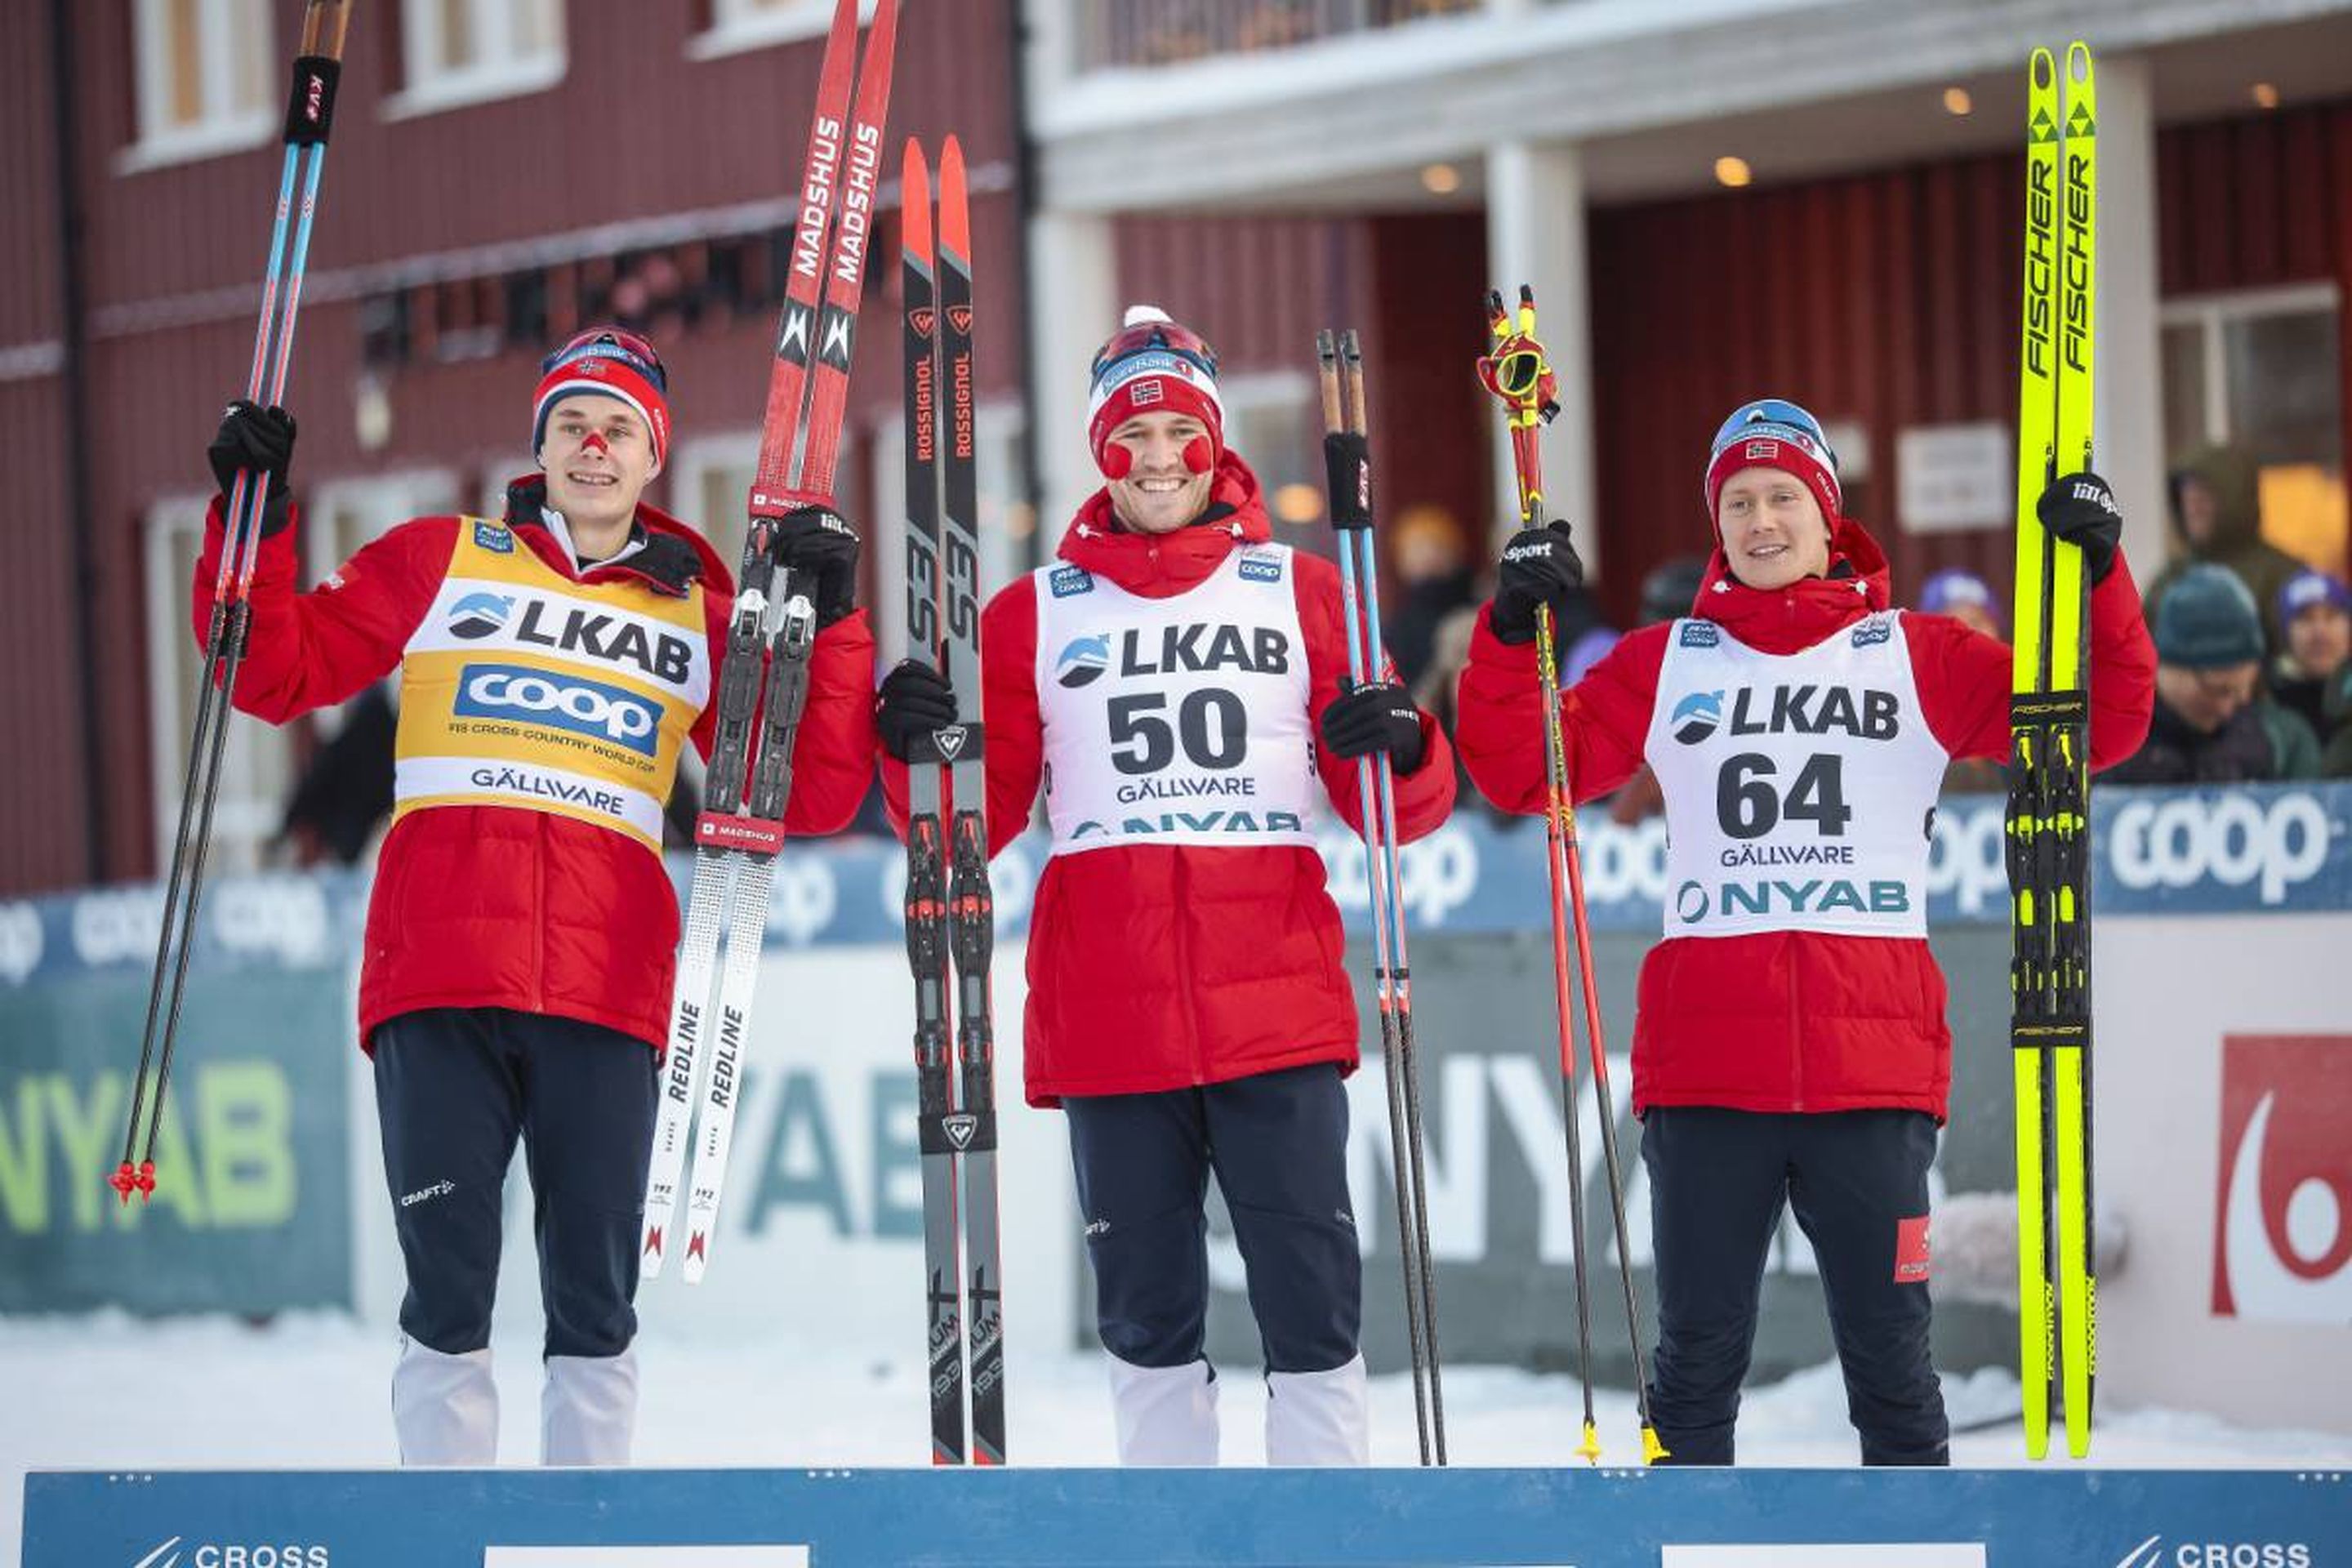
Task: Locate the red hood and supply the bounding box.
[1058,452,1273,598]
[1690,514,1891,654]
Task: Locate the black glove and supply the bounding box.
[2038,470,2122,583]
[1489,519,1585,645]
[1319,679,1428,774]
[773,505,861,628]
[207,400,297,537]
[875,658,960,762]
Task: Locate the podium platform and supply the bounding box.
[22,1465,2348,1567]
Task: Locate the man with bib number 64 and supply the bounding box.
[1455,399,2154,1466]
[876,307,1454,1466]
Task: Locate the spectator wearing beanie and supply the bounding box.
[2269,568,2352,764]
[2109,563,2320,784]
[1914,568,2007,793]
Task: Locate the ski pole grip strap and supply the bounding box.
[1324,432,1373,532]
[284,56,343,146]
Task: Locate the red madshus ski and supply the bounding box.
[642,0,901,1285]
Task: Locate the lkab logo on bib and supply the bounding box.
[1054,635,1111,688]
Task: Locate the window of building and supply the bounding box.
[689,0,879,60]
[2162,283,2348,577]
[144,496,294,875]
[390,0,567,118]
[125,0,275,170]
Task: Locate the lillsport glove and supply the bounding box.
[1489,519,1584,645]
[2038,470,2122,583]
[207,400,298,537]
[773,506,862,629]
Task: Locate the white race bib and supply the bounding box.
[1034,544,1320,856]
[1644,610,1949,939]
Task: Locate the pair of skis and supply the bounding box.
[1314,331,1446,1467]
[899,137,1006,1466]
[1477,287,1664,1467]
[2008,42,2100,1461]
[114,1,354,1205]
[639,0,901,1285]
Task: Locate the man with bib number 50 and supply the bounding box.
[1455,399,2154,1467]
[876,307,1454,1466]
[193,329,875,1466]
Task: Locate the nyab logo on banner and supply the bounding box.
[2212,1034,2352,1325]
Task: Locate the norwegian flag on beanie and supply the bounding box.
[1086,305,1225,474]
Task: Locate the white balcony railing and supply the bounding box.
[1076,0,1485,74]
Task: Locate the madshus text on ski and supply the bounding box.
[147,0,2152,1474]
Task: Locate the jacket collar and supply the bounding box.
[1688,514,1891,654]
[500,474,732,599]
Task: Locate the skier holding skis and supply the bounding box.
[876,307,1456,1466]
[1454,399,2154,1465]
[192,328,876,1467]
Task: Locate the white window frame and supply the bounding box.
[385,0,568,119]
[121,0,276,173]
[2159,281,2342,449]
[688,0,880,62]
[303,470,457,732]
[145,493,296,876]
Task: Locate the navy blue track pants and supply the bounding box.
[1064,1063,1361,1375]
[1642,1106,1949,1466]
[374,1007,657,1361]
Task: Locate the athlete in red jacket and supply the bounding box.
[195,329,875,1468]
[878,309,1454,1466]
[1456,399,2154,1466]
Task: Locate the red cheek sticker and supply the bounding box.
[1895,1214,1931,1284]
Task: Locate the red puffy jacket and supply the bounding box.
[884,455,1456,1105]
[1454,517,2155,1119]
[193,479,877,1053]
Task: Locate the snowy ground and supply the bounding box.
[8,1313,2350,1564]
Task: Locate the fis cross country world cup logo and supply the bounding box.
[448,591,514,640]
[1049,564,1094,598]
[1054,634,1111,689]
[2212,1034,2352,1324]
[1852,614,1894,648]
[1679,620,1720,648]
[1671,689,1725,745]
[472,519,514,553]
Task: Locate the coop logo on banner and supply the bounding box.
[2106,788,2337,911]
[2211,1035,2352,1324]
[1316,822,1481,927]
[0,902,42,985]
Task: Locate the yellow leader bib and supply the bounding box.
[394,517,711,854]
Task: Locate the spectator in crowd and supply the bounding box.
[1605,556,1708,825]
[2109,563,2320,785]
[1918,567,2002,639]
[2269,567,2352,743]
[276,681,398,866]
[2144,446,2306,656]
[1915,570,2006,794]
[1383,504,1480,688]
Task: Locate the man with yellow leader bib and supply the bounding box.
[193,330,875,1465]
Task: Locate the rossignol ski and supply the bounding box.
[902,136,1005,1464]
[1477,287,1665,1467]
[640,0,901,1285]
[1316,328,1447,1466]
[2009,41,2100,1460]
[115,1,354,1205]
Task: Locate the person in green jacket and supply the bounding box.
[2143,444,2309,657]
[2109,564,2320,784]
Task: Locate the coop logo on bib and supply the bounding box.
[455,663,662,756]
